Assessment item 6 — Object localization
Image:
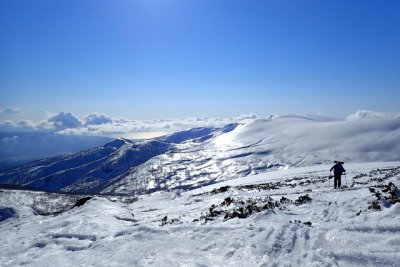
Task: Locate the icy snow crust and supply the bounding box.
[1,162,400,266]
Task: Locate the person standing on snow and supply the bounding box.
[330,161,346,189]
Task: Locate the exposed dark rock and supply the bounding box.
[73,197,92,208]
[295,194,312,205]
[210,186,231,195]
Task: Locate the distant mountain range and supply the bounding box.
[1,115,399,194]
[0,132,113,170]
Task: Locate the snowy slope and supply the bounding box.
[1,115,399,195]
[1,162,399,266]
[0,138,174,193]
[104,115,400,194]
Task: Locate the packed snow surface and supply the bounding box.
[1,162,400,266]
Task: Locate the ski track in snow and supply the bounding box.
[1,162,400,266]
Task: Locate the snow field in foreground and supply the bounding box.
[1,162,400,267]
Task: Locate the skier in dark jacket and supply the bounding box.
[330,161,346,189]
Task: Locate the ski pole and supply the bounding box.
[345,173,347,186]
[329,171,331,187]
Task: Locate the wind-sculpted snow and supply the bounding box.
[1,162,399,266]
[104,116,399,195]
[1,116,400,195]
[157,127,218,144]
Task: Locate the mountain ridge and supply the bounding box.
[1,116,399,195]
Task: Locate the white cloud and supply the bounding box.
[52,114,245,137]
[17,119,35,128]
[0,107,23,115]
[2,110,398,138]
[83,113,113,126]
[56,115,238,137]
[1,120,17,127]
[346,110,400,120]
[46,111,82,130]
[236,113,259,120]
[0,119,36,131]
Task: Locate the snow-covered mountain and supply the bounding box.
[1,115,399,195]
[0,138,174,193]
[0,127,222,193]
[1,114,400,266]
[1,162,400,266]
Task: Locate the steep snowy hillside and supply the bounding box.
[0,138,173,193]
[103,115,400,194]
[1,162,399,266]
[1,115,399,195]
[0,127,224,193]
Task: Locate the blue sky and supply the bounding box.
[1,0,399,123]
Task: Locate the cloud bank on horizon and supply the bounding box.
[0,109,249,137]
[0,108,399,138]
